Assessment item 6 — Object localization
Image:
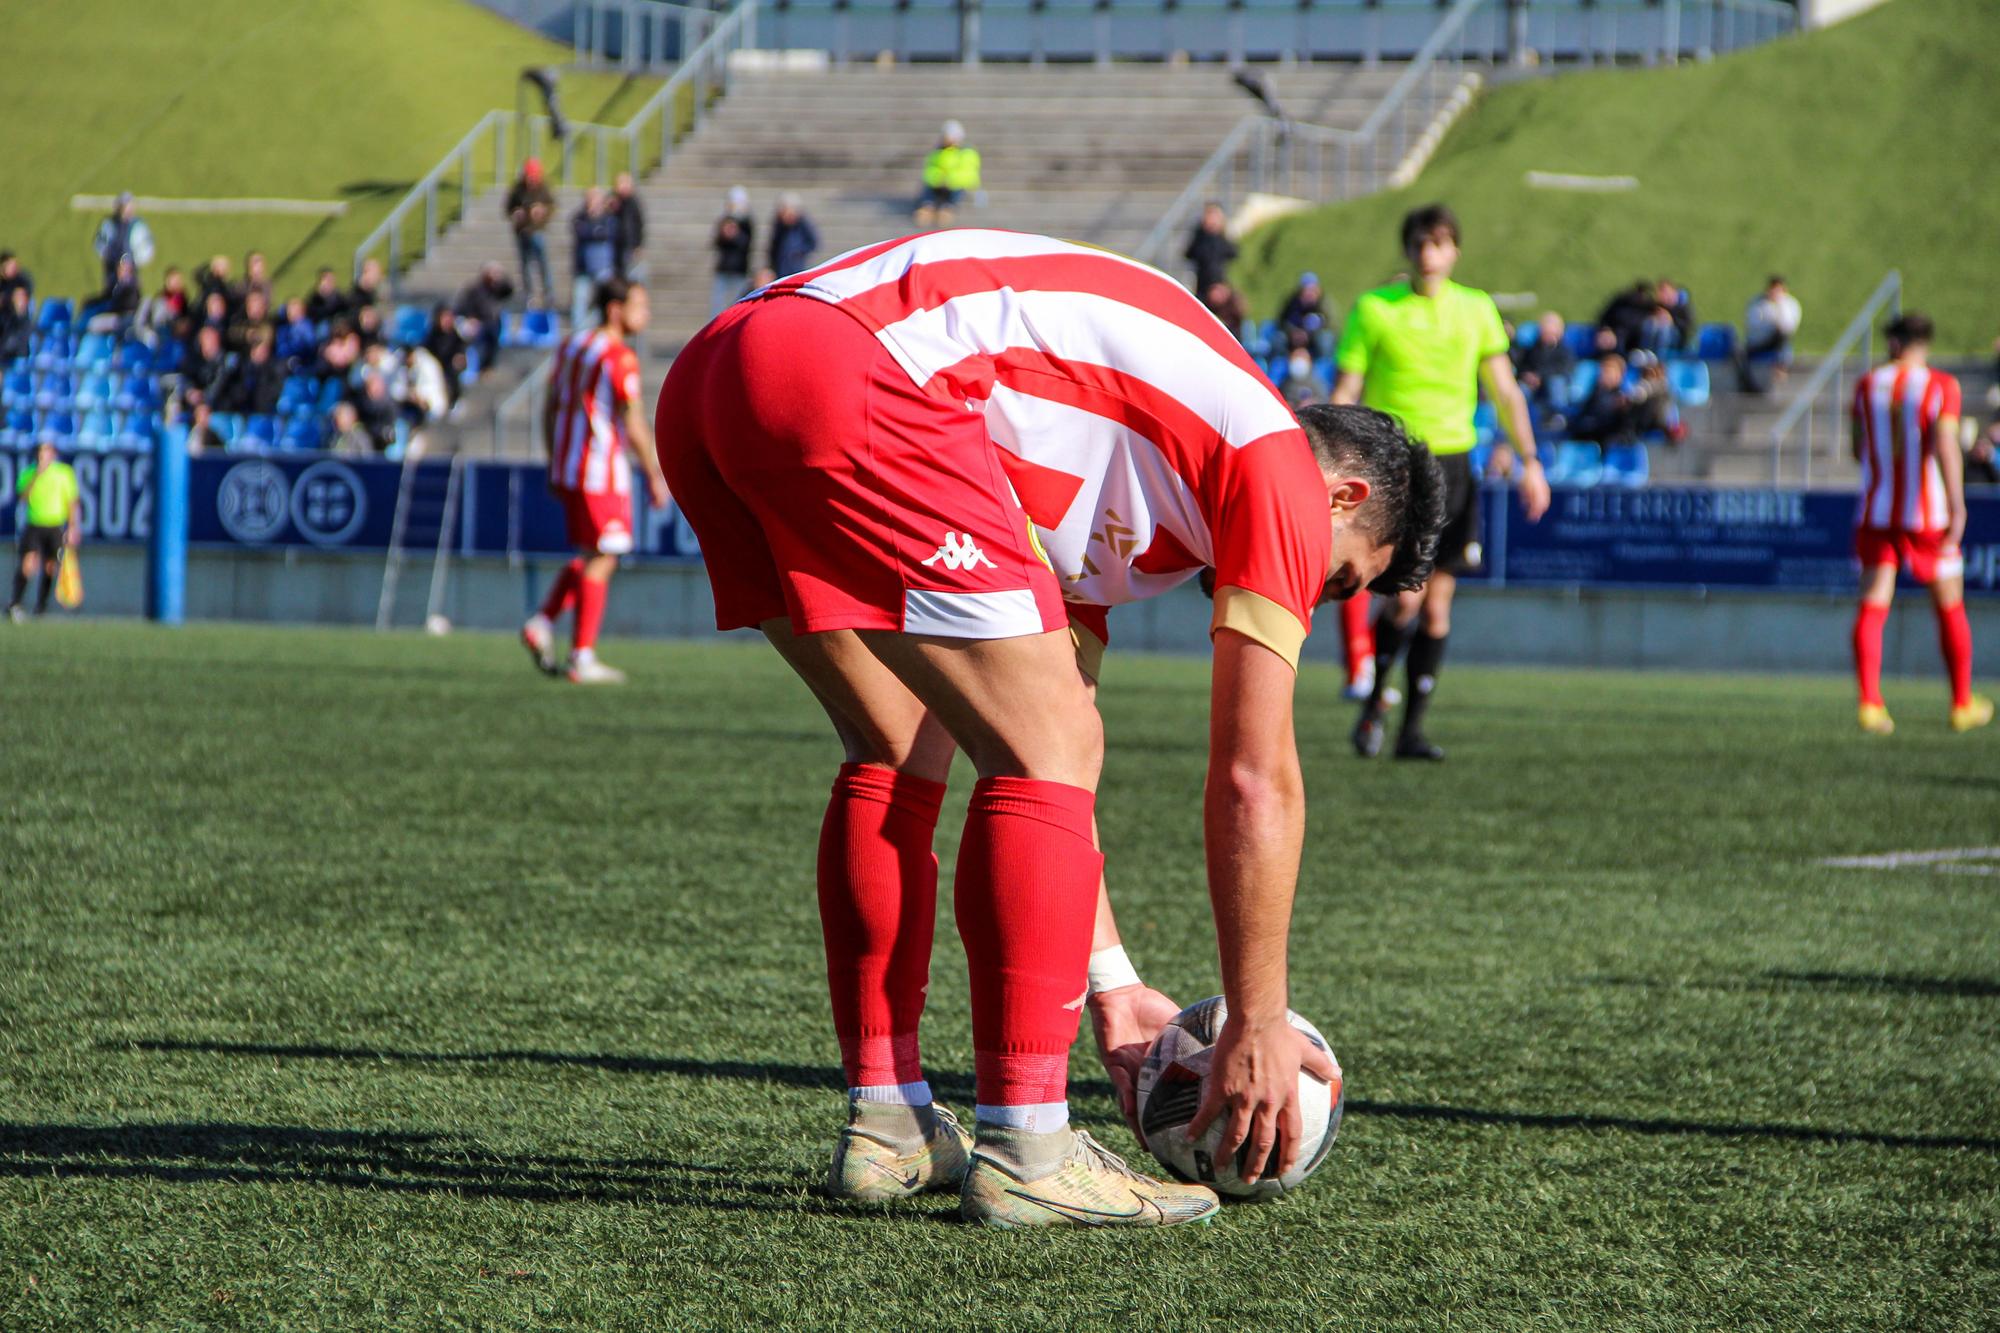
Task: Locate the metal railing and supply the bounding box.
[1136,0,1492,268]
[490,352,559,461]
[353,0,760,289]
[1766,269,1900,488]
[573,0,717,70]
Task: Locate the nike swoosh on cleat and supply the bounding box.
[865,1159,921,1191]
[1004,1188,1158,1224]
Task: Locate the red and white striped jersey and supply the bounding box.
[1853,361,1960,533]
[549,328,642,497]
[766,230,1333,662]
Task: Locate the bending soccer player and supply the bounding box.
[1334,204,1551,760]
[656,231,1445,1228]
[1850,312,1991,734]
[523,278,669,685]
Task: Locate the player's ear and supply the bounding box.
[1328,476,1372,514]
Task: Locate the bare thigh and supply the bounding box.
[761,619,957,783]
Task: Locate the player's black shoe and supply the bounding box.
[1351,708,1386,759]
[1393,732,1446,762]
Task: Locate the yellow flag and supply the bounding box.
[56,547,83,609]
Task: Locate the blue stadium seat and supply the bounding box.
[79,410,117,449]
[522,308,560,347]
[1467,439,1492,477]
[1602,442,1650,487]
[44,410,78,441]
[115,339,152,373]
[244,414,281,446]
[34,373,73,412]
[75,372,115,411]
[75,332,116,370]
[36,298,73,333]
[1568,360,1600,403]
[1695,324,1737,361]
[211,413,244,447]
[1548,441,1603,487]
[1473,400,1499,448]
[391,304,430,348]
[1667,359,1710,408]
[280,417,324,452]
[32,335,73,374]
[2,365,32,408]
[277,376,319,414]
[1247,320,1279,359]
[3,407,32,442]
[114,375,160,414]
[1563,324,1599,358]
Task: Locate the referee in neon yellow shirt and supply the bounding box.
[1332,204,1550,760]
[10,439,81,622]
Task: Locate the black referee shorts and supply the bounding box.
[16,524,64,565]
[1433,451,1481,574]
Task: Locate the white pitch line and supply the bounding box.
[71,194,348,217]
[1524,170,1640,193]
[1819,847,2000,870]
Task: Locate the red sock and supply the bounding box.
[1341,594,1374,684]
[1852,602,1888,707]
[538,558,583,620]
[574,575,608,653]
[954,777,1102,1107]
[1937,601,1973,709]
[818,764,946,1086]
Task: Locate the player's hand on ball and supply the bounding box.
[1088,983,1182,1135]
[1187,1016,1339,1185]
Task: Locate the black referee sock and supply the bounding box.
[1366,610,1408,713]
[36,571,55,613]
[8,568,25,611]
[1401,631,1449,739]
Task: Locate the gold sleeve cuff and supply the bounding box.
[1210,586,1306,671]
[1067,613,1107,684]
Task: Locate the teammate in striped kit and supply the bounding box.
[522,278,669,685]
[1849,312,1990,734]
[656,230,1445,1227]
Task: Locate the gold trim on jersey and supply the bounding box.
[1210,586,1306,671]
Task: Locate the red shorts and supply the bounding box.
[654,294,1066,640]
[1855,526,1961,584]
[557,486,634,556]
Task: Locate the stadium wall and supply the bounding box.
[60,546,2000,681]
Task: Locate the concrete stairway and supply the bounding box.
[396,61,1429,449]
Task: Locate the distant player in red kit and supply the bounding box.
[522,278,669,685]
[655,230,1444,1227]
[1850,311,1990,734]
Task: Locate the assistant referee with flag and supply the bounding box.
[1333,204,1550,760]
[10,439,80,623]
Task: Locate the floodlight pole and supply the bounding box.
[147,425,188,625]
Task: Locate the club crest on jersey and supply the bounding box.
[921,532,996,572]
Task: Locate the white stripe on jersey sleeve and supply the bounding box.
[793,230,1167,304]
[876,288,1298,451]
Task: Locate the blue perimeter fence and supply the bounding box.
[6,445,1997,599]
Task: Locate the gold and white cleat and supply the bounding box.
[960,1127,1220,1229]
[827,1101,973,1202]
[1857,703,1895,735]
[1950,694,1994,733]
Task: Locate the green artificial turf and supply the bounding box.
[0,0,658,301]
[2,621,1997,1329]
[1236,0,2000,355]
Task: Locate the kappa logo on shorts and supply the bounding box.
[921,531,997,572]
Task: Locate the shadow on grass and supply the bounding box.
[120,1039,1120,1104]
[1348,1100,2000,1152]
[0,1121,868,1215]
[1590,972,2000,999]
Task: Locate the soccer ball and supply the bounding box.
[1134,996,1343,1200]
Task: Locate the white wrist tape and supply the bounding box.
[1086,945,1143,996]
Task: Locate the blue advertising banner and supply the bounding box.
[3,444,1996,595]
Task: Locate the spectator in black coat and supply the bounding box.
[218,333,286,416]
[305,267,348,325]
[711,186,756,317]
[1595,281,1656,356]
[455,262,515,371]
[242,251,273,310]
[768,193,819,279]
[225,289,275,355]
[196,254,239,315]
[613,172,646,279]
[1184,202,1236,294]
[424,305,470,405]
[351,371,399,452]
[81,256,142,331]
[0,286,34,363]
[0,251,32,305]
[274,298,319,370]
[1967,420,2000,487]
[178,325,234,411]
[1278,272,1331,354]
[350,258,386,313]
[1511,311,1576,423]
[506,159,557,305]
[1567,353,1636,446]
[570,187,622,329]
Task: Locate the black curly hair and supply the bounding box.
[1294,403,1445,594]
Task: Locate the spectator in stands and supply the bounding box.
[274,297,318,369]
[1185,202,1237,295]
[1512,312,1575,424]
[218,332,286,416]
[184,401,224,456]
[1278,272,1331,354]
[424,305,469,406]
[916,121,982,228]
[178,325,233,411]
[312,320,361,385]
[1625,350,1684,442]
[1277,349,1328,412]
[711,186,756,317]
[0,286,33,363]
[397,343,452,439]
[81,256,141,332]
[570,187,621,330]
[197,255,237,313]
[1742,275,1802,393]
[506,158,557,307]
[138,267,190,338]
[768,193,818,278]
[353,302,386,352]
[613,172,646,279]
[305,267,347,324]
[226,289,275,354]
[1201,280,1251,344]
[1568,354,1641,447]
[190,290,231,351]
[92,192,155,289]
[0,251,32,304]
[243,251,273,308]
[455,261,515,372]
[352,371,398,453]
[1595,280,1656,356]
[1654,278,1696,349]
[1967,419,2000,487]
[350,257,386,312]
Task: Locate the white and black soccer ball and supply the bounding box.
[1134,996,1343,1200]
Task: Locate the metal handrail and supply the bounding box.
[1766,269,1900,486]
[353,0,759,289]
[491,352,559,460]
[1135,0,1491,268]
